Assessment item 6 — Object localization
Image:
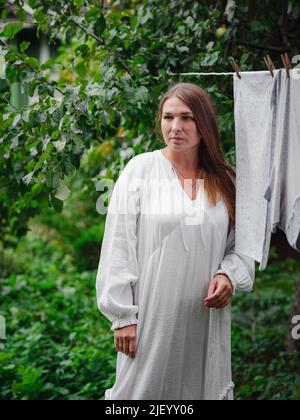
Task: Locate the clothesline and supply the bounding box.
[167,71,235,76]
[167,54,293,79]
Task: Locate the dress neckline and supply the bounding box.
[155,149,202,203]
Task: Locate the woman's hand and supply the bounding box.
[204,274,233,309]
[114,324,137,358]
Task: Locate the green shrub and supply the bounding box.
[1,232,300,400]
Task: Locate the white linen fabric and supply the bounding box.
[96,149,255,400]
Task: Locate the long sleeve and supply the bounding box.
[96,158,140,331]
[214,227,256,294]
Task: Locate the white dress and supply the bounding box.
[96,149,255,400]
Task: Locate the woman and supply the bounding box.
[96,82,255,400]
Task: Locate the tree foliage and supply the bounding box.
[0,0,299,245]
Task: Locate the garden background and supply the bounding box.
[0,0,300,400]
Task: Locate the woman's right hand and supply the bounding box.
[114,324,137,358]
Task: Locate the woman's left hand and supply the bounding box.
[204,274,233,309]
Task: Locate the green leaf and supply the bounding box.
[50,195,64,213]
[94,16,106,37]
[22,109,30,122]
[200,52,220,67]
[52,172,59,188]
[0,78,9,94]
[70,154,81,169]
[28,0,39,7]
[22,171,35,186]
[53,138,67,152]
[134,86,149,103]
[177,45,189,53]
[27,80,38,97]
[26,57,40,69]
[1,23,24,39]
[75,44,89,56]
[38,84,49,95]
[40,59,55,70]
[75,61,87,78]
[20,41,30,53]
[74,0,84,7]
[54,180,71,201]
[12,114,21,128]
[0,56,6,79]
[34,144,53,171]
[30,199,39,208]
[225,0,236,23]
[17,8,27,22]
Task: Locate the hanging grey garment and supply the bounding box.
[233,70,279,270]
[260,69,300,269]
[96,150,255,400]
[234,69,300,270]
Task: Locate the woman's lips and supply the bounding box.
[171,138,183,143]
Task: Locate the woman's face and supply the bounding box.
[161,96,201,150]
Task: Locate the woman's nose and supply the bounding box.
[171,118,182,131]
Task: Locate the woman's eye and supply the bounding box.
[163,116,193,120]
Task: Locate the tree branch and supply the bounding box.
[215,0,226,12]
[237,40,291,53]
[0,38,8,48]
[278,13,292,50]
[68,17,105,46]
[5,3,135,82]
[68,17,135,79]
[288,16,300,39]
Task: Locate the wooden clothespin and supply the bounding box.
[229,58,241,79]
[284,52,292,69]
[264,55,276,77]
[281,52,291,79]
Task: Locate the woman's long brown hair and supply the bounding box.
[155,82,236,229]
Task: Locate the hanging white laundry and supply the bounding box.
[261,69,300,269]
[234,69,300,270]
[233,70,278,268]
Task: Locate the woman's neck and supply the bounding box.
[162,146,199,172]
